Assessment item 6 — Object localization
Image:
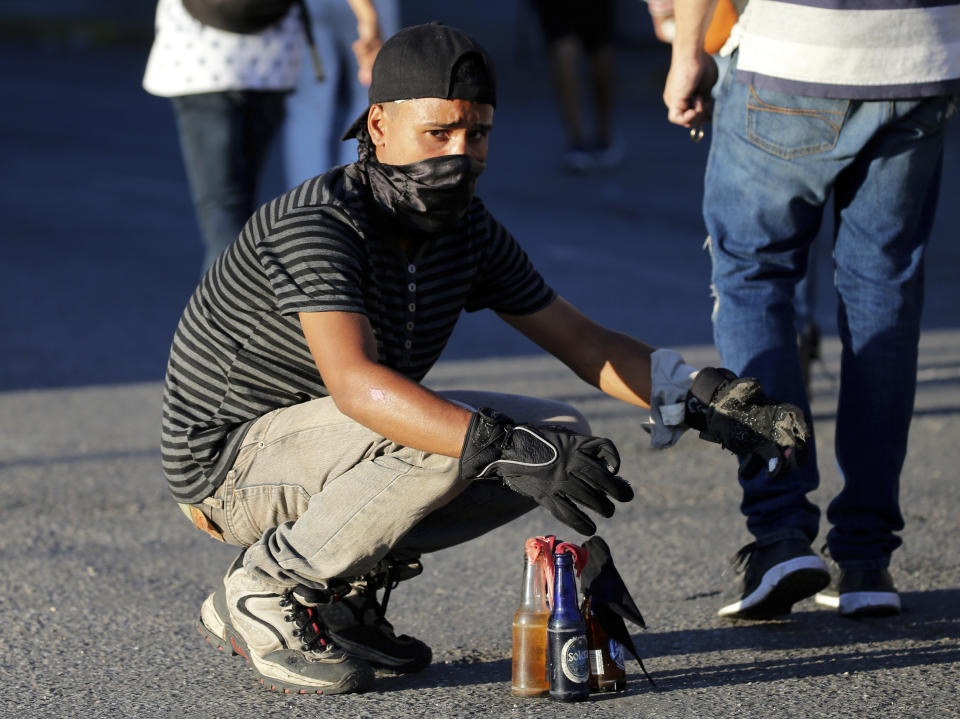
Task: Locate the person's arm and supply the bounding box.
[647,0,677,44]
[345,0,382,85]
[500,296,656,408]
[301,306,633,535]
[502,296,810,479]
[663,0,720,127]
[299,310,470,456]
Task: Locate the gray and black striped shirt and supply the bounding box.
[161,163,555,504]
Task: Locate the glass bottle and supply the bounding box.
[582,593,627,692]
[511,553,550,697]
[547,550,589,701]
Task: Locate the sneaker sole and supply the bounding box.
[196,595,371,695]
[327,630,431,674]
[718,556,830,619]
[815,589,902,617]
[197,593,236,653]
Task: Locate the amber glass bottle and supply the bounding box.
[581,593,627,693]
[511,554,550,696]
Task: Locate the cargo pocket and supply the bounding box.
[746,86,848,159]
[229,481,312,546]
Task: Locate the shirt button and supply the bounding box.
[406,321,414,330]
[404,340,412,349]
[408,282,416,292]
[408,303,416,312]
[407,264,416,274]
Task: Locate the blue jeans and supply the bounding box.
[704,56,954,569]
[172,90,287,272]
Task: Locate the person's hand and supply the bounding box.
[351,24,381,86]
[647,0,676,43]
[650,12,676,44]
[458,408,634,535]
[684,368,810,479]
[663,50,718,129]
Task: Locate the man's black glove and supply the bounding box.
[684,367,809,480]
[458,408,634,535]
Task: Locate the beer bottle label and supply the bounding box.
[589,649,604,675]
[560,635,589,683]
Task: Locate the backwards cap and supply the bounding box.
[341,22,497,141]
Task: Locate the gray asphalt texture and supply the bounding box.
[1,3,959,718]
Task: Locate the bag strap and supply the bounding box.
[295,0,325,82]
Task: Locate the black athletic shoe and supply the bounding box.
[316,560,432,673]
[718,538,830,619]
[815,568,901,617]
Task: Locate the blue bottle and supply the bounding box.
[547,551,590,701]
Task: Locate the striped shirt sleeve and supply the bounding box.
[464,210,556,315]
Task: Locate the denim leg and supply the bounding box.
[283,3,345,187]
[706,70,955,561]
[283,0,401,186]
[826,96,952,568]
[171,90,286,272]
[793,196,831,334]
[704,76,847,543]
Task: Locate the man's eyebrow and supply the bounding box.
[422,119,493,131]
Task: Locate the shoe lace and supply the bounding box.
[280,592,336,653]
[729,541,759,574]
[352,562,415,639]
[362,567,399,632]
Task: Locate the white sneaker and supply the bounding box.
[197,552,375,694]
[815,567,901,617]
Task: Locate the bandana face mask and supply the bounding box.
[365,154,486,235]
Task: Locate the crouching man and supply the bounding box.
[162,22,808,695]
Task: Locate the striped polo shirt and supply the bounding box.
[735,0,960,99]
[161,163,556,504]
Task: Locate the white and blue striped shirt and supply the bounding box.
[735,0,960,98]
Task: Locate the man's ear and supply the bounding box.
[367,103,387,148]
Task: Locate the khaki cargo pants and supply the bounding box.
[185,390,589,592]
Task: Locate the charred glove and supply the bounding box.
[684,367,809,480]
[458,408,634,535]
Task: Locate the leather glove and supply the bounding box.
[458,408,634,535]
[684,367,809,479]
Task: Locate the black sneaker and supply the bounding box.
[316,560,432,673]
[718,538,830,619]
[196,553,374,694]
[815,568,901,617]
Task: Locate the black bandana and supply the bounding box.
[365,154,486,235]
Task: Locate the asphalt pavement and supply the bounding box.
[1,8,959,719]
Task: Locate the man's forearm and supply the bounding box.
[671,0,720,58]
[595,332,656,409]
[663,0,721,125]
[345,0,380,40]
[331,363,472,458]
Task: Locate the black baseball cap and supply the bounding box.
[340,22,497,141]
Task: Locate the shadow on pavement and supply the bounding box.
[326,588,959,694]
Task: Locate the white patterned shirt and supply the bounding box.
[143,0,303,97]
